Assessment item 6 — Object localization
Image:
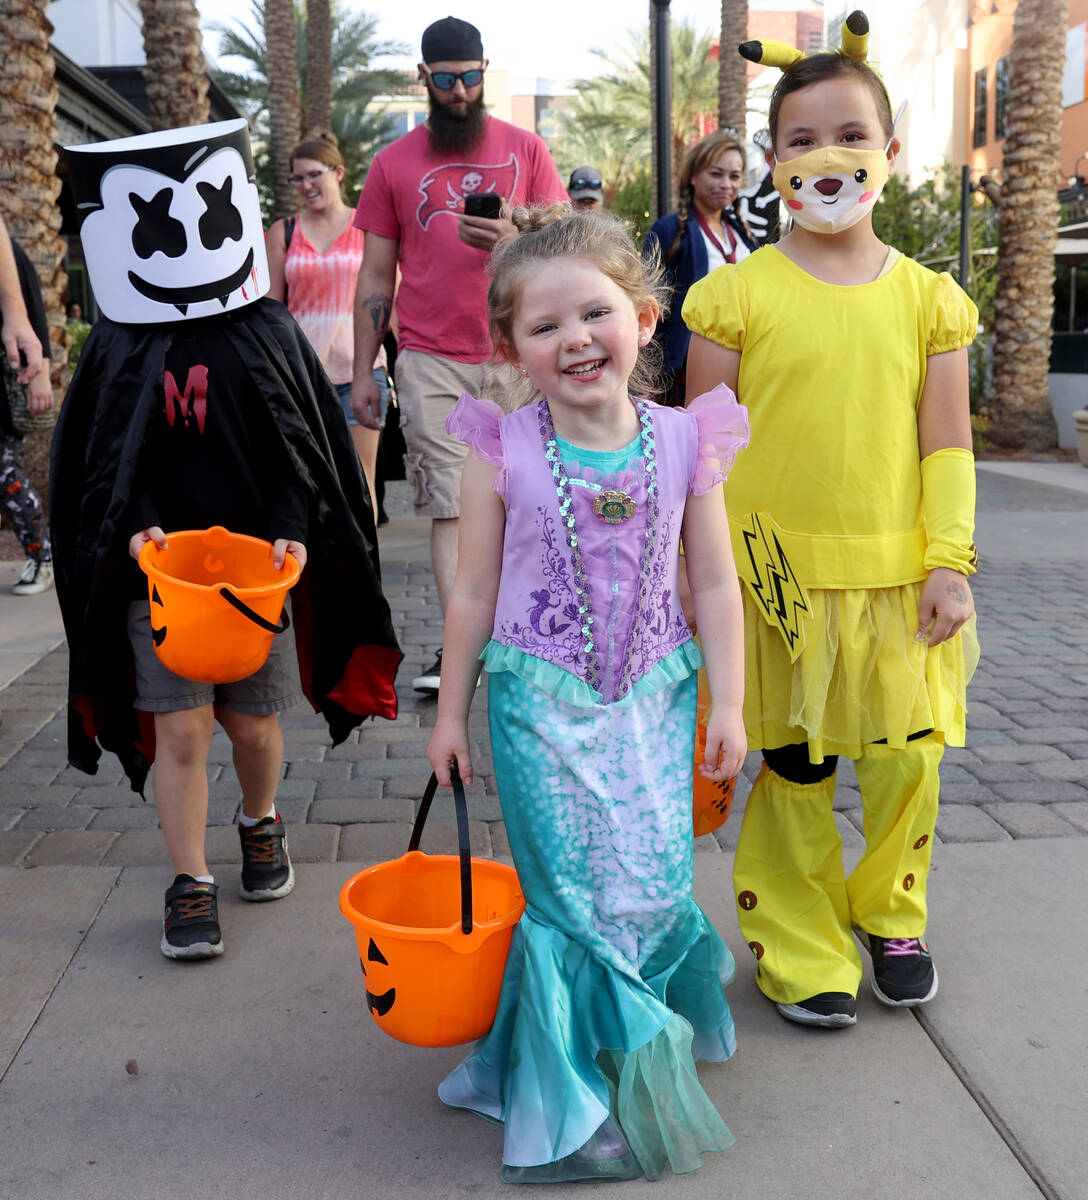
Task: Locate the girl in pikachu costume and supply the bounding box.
[682,11,980,1028]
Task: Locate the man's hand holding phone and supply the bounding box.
[457,192,514,250]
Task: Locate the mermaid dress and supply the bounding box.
[440,387,750,1182]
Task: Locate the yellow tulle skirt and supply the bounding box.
[742,582,980,762]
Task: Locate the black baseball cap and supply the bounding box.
[421,16,484,63]
[567,166,604,202]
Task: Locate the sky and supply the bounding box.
[196,0,739,88]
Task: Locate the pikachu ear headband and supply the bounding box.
[739,8,873,72]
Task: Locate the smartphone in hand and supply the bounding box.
[464,192,502,219]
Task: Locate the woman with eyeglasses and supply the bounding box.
[267,130,391,515]
[643,130,758,406]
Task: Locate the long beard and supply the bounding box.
[427,91,488,155]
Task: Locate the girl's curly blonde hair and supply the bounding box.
[487,204,669,401]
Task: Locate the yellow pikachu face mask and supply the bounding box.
[772,144,890,235]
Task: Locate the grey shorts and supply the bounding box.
[127,599,302,714]
[394,349,520,519]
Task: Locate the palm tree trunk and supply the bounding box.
[718,0,748,138]
[0,0,69,502]
[266,0,302,220]
[304,0,332,133]
[137,0,211,131]
[985,0,1067,451]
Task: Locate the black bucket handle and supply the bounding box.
[218,587,291,635]
[409,765,473,935]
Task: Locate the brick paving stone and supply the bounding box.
[283,727,344,745]
[0,829,41,864]
[1051,803,1088,835]
[281,823,339,862]
[969,743,1069,764]
[488,822,513,859]
[694,833,723,853]
[87,806,162,831]
[312,777,383,802]
[989,780,1088,804]
[383,774,440,799]
[15,805,97,831]
[310,796,414,824]
[25,829,118,865]
[0,755,66,785]
[0,808,25,831]
[70,785,149,808]
[53,763,127,787]
[338,821,421,862]
[101,830,172,866]
[836,810,865,847]
[1009,725,1088,744]
[935,806,1012,843]
[1056,743,1088,760]
[359,716,421,739]
[960,761,1039,783]
[984,802,1080,839]
[960,704,1016,731]
[0,784,78,808]
[351,757,430,779]
[963,729,1016,747]
[1031,759,1088,783]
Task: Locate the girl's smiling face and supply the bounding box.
[505,257,657,420]
[772,75,893,164]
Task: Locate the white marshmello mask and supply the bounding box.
[66,119,268,324]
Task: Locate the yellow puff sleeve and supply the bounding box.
[681,266,750,352]
[927,272,979,356]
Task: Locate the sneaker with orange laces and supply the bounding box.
[238,814,295,901]
[161,875,224,960]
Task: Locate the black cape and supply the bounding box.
[50,298,402,793]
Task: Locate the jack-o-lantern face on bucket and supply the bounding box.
[65,118,268,324]
[150,584,167,647]
[359,937,395,1017]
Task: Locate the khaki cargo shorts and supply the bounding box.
[394,350,520,519]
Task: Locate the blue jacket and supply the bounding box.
[643,210,757,375]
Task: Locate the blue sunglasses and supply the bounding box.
[422,64,485,90]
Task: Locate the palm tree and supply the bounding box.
[137,0,211,130]
[265,0,301,220]
[718,0,748,138]
[209,1,405,210]
[985,0,1068,450]
[0,0,68,494]
[557,20,719,188]
[304,0,332,132]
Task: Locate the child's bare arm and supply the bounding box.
[684,335,740,406]
[916,347,975,646]
[427,456,505,786]
[681,486,746,781]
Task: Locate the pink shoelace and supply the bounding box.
[882,937,926,957]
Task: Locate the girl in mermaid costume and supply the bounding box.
[428,205,750,1182]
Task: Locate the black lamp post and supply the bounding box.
[651,0,672,220]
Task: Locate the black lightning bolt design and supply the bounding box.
[741,514,811,661]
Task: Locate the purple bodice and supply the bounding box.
[449,388,748,704]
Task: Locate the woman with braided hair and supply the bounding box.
[643,131,757,406]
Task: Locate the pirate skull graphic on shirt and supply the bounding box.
[66,119,268,324]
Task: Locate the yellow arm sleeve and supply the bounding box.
[920,447,978,575]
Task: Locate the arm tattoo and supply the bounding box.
[364,293,392,336]
[947,579,969,604]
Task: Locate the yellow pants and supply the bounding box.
[733,736,943,1004]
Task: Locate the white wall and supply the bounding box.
[48,0,145,67]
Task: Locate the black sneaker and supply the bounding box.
[161,875,224,960]
[863,933,938,1007]
[238,814,295,901]
[412,649,443,693]
[775,992,857,1028]
[11,558,54,596]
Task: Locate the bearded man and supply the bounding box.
[350,16,565,694]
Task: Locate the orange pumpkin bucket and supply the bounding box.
[339,769,524,1048]
[137,525,301,685]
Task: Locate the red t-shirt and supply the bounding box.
[354,118,566,363]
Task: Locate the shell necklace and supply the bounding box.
[538,397,660,697]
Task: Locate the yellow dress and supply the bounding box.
[683,247,980,761]
[682,246,981,1004]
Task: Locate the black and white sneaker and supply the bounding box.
[412,649,443,693]
[161,875,224,960]
[862,933,938,1007]
[11,558,53,596]
[776,992,857,1028]
[238,814,295,901]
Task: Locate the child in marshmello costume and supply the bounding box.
[52,120,401,961]
[682,11,980,1028]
